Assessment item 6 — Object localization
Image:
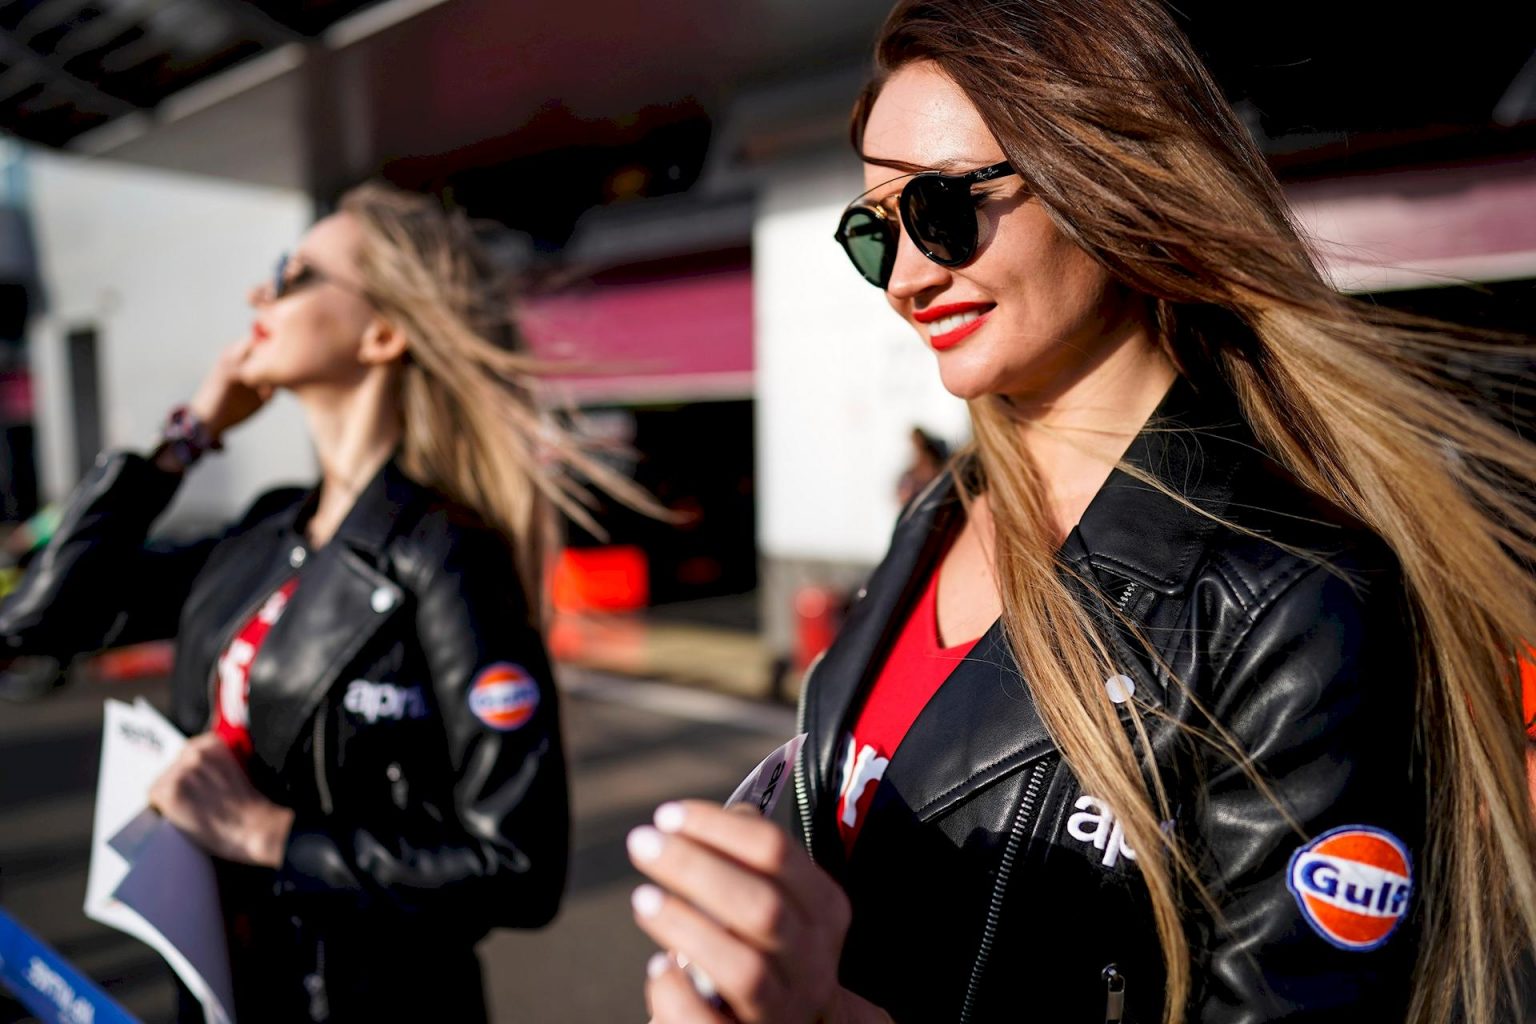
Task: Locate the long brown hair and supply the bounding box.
[855,2,1536,1021]
[338,182,657,618]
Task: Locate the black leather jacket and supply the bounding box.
[0,452,568,1022]
[791,377,1423,1023]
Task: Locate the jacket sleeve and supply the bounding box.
[1189,558,1422,1022]
[0,451,216,658]
[275,524,569,931]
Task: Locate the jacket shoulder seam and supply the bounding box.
[1205,552,1261,612]
[1208,558,1333,691]
[392,512,514,595]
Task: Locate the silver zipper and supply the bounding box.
[312,701,334,815]
[1103,964,1126,1023]
[959,756,1055,1023]
[792,650,825,859]
[305,939,329,1021]
[1114,581,1141,613]
[1103,590,1138,1024]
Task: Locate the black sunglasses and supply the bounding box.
[271,251,371,303]
[834,160,1016,288]
[271,251,330,301]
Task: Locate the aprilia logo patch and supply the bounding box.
[343,680,429,724]
[1067,794,1139,868]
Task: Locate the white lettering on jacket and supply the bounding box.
[1067,794,1139,868]
[837,737,890,829]
[216,638,255,728]
[343,680,429,724]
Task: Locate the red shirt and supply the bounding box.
[836,567,982,852]
[213,577,300,763]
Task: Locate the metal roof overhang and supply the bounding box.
[0,1,1532,294]
[0,1,1528,197]
[21,0,895,195]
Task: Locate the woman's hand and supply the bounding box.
[148,733,294,868]
[187,337,272,442]
[628,800,891,1024]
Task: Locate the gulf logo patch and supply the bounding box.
[1286,825,1413,951]
[467,663,540,732]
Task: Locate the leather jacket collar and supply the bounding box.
[1061,375,1249,597]
[278,453,432,557]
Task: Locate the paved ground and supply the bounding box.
[548,610,788,702]
[0,668,796,1023]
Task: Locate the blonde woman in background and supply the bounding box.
[0,182,637,1021]
[627,1,1536,1022]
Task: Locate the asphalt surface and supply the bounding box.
[0,667,796,1023]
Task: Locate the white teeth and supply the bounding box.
[929,309,984,337]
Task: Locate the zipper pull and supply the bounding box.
[1102,964,1126,1024]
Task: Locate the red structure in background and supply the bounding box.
[546,547,649,674]
[1522,649,1536,739]
[551,546,649,613]
[794,585,842,670]
[90,642,175,682]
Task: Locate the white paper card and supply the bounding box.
[84,700,235,1024]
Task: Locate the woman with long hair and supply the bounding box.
[627,2,1536,1021]
[0,182,636,1021]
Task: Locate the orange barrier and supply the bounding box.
[90,641,175,682]
[794,585,842,670]
[551,546,649,613]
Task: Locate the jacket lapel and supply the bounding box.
[246,544,404,774]
[245,457,427,776]
[872,619,1056,825]
[174,518,297,735]
[803,478,961,872]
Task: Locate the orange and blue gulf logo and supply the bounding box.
[467,663,540,732]
[1286,825,1413,952]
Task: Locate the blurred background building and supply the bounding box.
[0,0,1528,681]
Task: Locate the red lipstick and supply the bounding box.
[914,302,995,351]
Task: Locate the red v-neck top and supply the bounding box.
[836,566,982,853]
[213,576,300,763]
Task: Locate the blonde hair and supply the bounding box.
[338,181,655,619]
[857,2,1536,1021]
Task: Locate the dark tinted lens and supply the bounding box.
[272,252,290,299]
[901,176,976,266]
[838,207,893,287]
[274,257,321,300]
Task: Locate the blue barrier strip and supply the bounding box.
[0,908,140,1024]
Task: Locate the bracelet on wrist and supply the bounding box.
[152,405,222,473]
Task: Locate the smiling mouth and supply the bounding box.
[252,323,270,342]
[917,304,995,351]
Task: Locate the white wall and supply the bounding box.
[27,150,314,529]
[754,152,971,566]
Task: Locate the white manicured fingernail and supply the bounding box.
[654,802,686,833]
[632,884,663,918]
[646,952,669,979]
[628,826,664,862]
